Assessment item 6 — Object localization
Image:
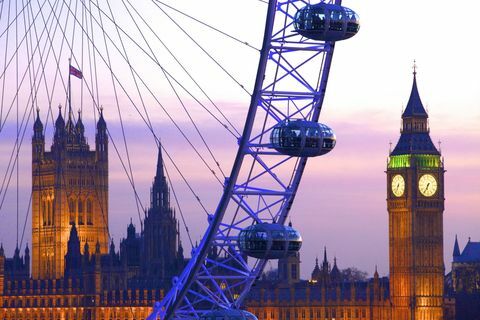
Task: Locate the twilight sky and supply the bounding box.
[0,0,479,279]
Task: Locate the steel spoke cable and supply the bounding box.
[160,66,227,179]
[65,0,79,115]
[47,0,208,225]
[104,0,207,237]
[16,0,20,246]
[83,0,240,139]
[111,0,226,179]
[0,0,12,128]
[37,0,71,106]
[0,0,48,88]
[94,0,144,221]
[162,146,194,248]
[0,0,53,130]
[0,0,61,200]
[19,0,60,253]
[31,0,116,241]
[44,0,166,208]
[0,0,58,202]
[0,0,61,212]
[67,0,225,189]
[87,0,100,124]
[0,0,32,40]
[80,0,84,114]
[122,0,241,137]
[150,0,251,96]
[152,0,259,52]
[0,97,35,213]
[106,0,155,139]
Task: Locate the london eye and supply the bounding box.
[0,0,359,319]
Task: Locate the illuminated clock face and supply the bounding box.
[391,174,405,197]
[418,174,438,197]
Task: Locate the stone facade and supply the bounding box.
[0,108,184,319]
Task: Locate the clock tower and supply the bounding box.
[387,69,445,320]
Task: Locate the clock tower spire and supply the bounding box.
[387,68,445,320]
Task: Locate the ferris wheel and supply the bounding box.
[0,0,359,319]
[148,1,360,319]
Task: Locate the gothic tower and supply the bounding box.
[32,107,109,279]
[142,143,183,281]
[387,69,445,320]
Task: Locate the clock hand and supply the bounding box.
[424,182,430,193]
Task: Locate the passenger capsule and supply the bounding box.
[238,223,302,260]
[270,120,336,157]
[200,309,258,320]
[294,3,360,41]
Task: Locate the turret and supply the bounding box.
[453,234,461,261]
[151,143,169,210]
[75,110,86,145]
[95,108,108,161]
[24,243,30,276]
[65,224,82,276]
[53,105,66,148]
[127,218,135,239]
[330,257,342,283]
[65,111,75,145]
[32,108,44,161]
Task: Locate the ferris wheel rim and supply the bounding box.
[151,0,345,319]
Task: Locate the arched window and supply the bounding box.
[69,199,76,225]
[50,198,54,226]
[78,199,84,225]
[42,200,47,226]
[86,199,93,225]
[47,200,52,226]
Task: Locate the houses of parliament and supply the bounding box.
[1,72,479,319]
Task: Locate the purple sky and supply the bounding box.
[0,0,479,280]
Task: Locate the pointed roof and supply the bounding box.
[55,105,65,128]
[68,223,80,244]
[75,110,84,132]
[65,111,74,133]
[156,142,164,178]
[374,265,379,279]
[390,68,440,156]
[453,235,461,257]
[97,107,106,129]
[311,256,321,281]
[331,257,339,273]
[454,240,480,263]
[34,107,43,131]
[402,71,428,118]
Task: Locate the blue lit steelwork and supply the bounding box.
[147,1,358,319]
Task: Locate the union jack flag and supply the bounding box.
[69,65,83,79]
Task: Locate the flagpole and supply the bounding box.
[68,58,72,118]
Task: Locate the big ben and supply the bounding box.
[387,68,445,320]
